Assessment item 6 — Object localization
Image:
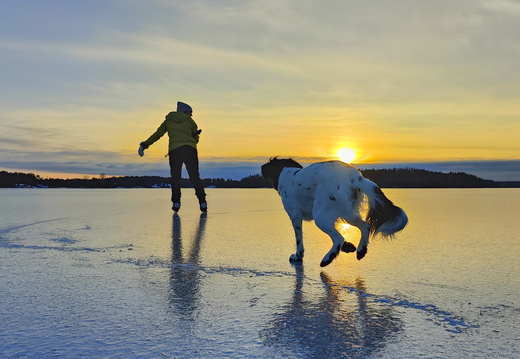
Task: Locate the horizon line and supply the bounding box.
[2,159,519,182]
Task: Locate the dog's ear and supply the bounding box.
[262,160,283,190]
[288,158,303,169]
[261,162,273,180]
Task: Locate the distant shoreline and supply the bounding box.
[2,169,519,188]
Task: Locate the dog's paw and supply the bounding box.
[320,251,339,267]
[289,253,303,262]
[320,259,332,267]
[356,246,367,260]
[341,241,356,253]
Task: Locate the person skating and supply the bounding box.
[138,101,207,212]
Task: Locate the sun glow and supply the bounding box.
[336,147,357,163]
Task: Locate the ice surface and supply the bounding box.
[0,188,519,358]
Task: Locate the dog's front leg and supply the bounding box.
[289,217,304,262]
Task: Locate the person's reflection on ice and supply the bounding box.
[168,213,207,319]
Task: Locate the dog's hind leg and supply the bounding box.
[345,215,371,260]
[314,213,345,267]
[289,217,304,263]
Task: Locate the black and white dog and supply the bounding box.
[261,158,408,267]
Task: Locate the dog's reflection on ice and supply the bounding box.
[261,265,403,358]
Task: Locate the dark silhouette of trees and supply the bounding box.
[0,171,42,187]
[0,168,514,189]
[359,168,499,188]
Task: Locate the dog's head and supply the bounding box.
[261,157,303,190]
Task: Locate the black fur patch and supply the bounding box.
[261,157,303,190]
[350,188,359,202]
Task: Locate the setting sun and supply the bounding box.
[336,147,357,163]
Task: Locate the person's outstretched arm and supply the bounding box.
[138,121,167,156]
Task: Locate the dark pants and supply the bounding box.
[169,145,206,204]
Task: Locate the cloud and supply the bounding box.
[482,0,520,14]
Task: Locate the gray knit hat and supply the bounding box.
[177,101,192,114]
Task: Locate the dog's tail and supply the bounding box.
[359,179,408,237]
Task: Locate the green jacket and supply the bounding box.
[143,111,200,152]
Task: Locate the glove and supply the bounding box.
[192,129,202,138]
[138,141,149,157]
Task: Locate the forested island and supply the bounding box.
[1,168,518,188]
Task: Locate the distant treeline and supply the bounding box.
[0,171,271,189]
[359,168,509,188]
[1,169,518,188]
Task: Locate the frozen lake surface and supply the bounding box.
[1,188,519,358]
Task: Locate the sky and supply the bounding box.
[1,0,519,181]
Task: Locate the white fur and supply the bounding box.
[271,160,407,267]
